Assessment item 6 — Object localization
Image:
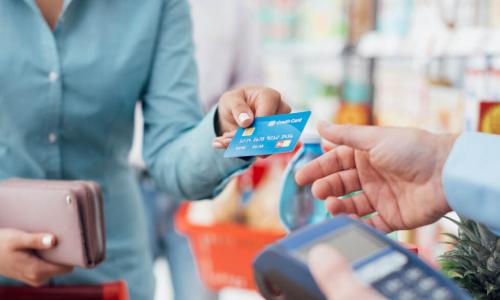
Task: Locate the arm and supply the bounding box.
[443,132,500,235]
[142,0,251,200]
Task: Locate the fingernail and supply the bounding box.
[42,235,54,247]
[238,113,250,123]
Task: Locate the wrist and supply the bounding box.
[433,133,459,215]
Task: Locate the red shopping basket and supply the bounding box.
[0,281,129,300]
[176,203,420,291]
[175,203,285,291]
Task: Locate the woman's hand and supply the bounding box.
[0,229,73,287]
[213,86,291,149]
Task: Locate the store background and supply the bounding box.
[154,0,500,299]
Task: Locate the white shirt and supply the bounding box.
[189,0,264,110]
[129,0,263,167]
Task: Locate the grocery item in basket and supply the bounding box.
[245,161,286,232]
[208,179,242,224]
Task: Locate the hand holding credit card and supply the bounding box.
[224,111,311,158]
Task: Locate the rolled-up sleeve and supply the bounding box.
[442,132,500,235]
[141,0,251,200]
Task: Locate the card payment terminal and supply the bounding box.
[253,216,471,300]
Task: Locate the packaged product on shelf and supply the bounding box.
[376,0,413,36]
[373,59,425,127]
[348,0,376,45]
[463,56,489,131]
[335,102,371,125]
[425,58,464,133]
[479,102,500,134]
[426,83,464,133]
[336,55,372,125]
[487,56,500,100]
[298,0,347,43]
[467,56,500,134]
[489,0,500,28]
[245,159,286,232]
[476,57,500,134]
[256,0,299,44]
[342,55,371,103]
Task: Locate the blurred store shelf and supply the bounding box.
[358,28,500,58]
[263,39,346,59]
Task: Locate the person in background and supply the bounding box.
[0,1,290,299]
[128,1,264,299]
[295,122,500,299]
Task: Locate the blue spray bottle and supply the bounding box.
[279,134,329,231]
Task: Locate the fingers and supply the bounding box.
[326,195,394,233]
[213,140,224,149]
[22,254,73,287]
[276,100,292,115]
[231,99,255,128]
[219,89,255,128]
[218,87,289,134]
[33,259,74,281]
[250,88,288,117]
[318,121,382,151]
[311,169,361,199]
[295,146,355,186]
[213,131,235,149]
[7,230,56,251]
[308,245,385,300]
[325,193,374,217]
[222,86,287,128]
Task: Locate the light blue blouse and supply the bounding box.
[0,0,250,299]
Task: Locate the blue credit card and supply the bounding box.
[224,111,311,158]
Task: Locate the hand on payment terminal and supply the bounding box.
[253,216,471,300]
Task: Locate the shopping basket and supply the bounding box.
[175,203,285,291]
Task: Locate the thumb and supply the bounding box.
[308,245,384,300]
[229,94,255,128]
[317,122,381,151]
[9,231,57,250]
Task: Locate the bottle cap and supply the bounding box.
[300,132,321,144]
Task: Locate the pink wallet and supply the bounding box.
[0,179,106,268]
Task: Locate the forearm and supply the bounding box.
[146,107,252,200]
[442,132,500,235]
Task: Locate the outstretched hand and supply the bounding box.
[296,122,457,233]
